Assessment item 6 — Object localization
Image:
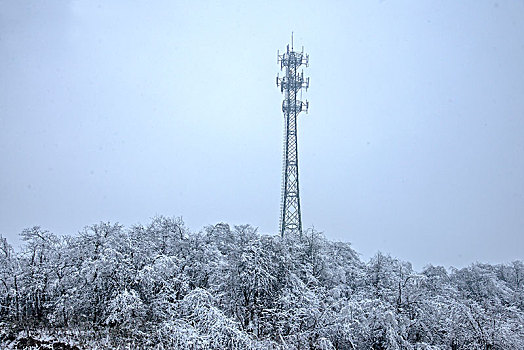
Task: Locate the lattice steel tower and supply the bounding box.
[276,35,309,237]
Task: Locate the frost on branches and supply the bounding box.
[0,217,523,349]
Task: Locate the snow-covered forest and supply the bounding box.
[1,217,523,349]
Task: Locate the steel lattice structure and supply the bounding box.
[277,36,309,237]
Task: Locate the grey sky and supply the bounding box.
[1,1,523,270]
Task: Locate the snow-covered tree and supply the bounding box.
[1,219,524,349]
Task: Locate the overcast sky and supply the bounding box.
[1,1,523,270]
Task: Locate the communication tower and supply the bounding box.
[276,34,309,237]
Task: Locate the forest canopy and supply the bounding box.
[1,216,523,349]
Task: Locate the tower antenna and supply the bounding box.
[276,36,310,237]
